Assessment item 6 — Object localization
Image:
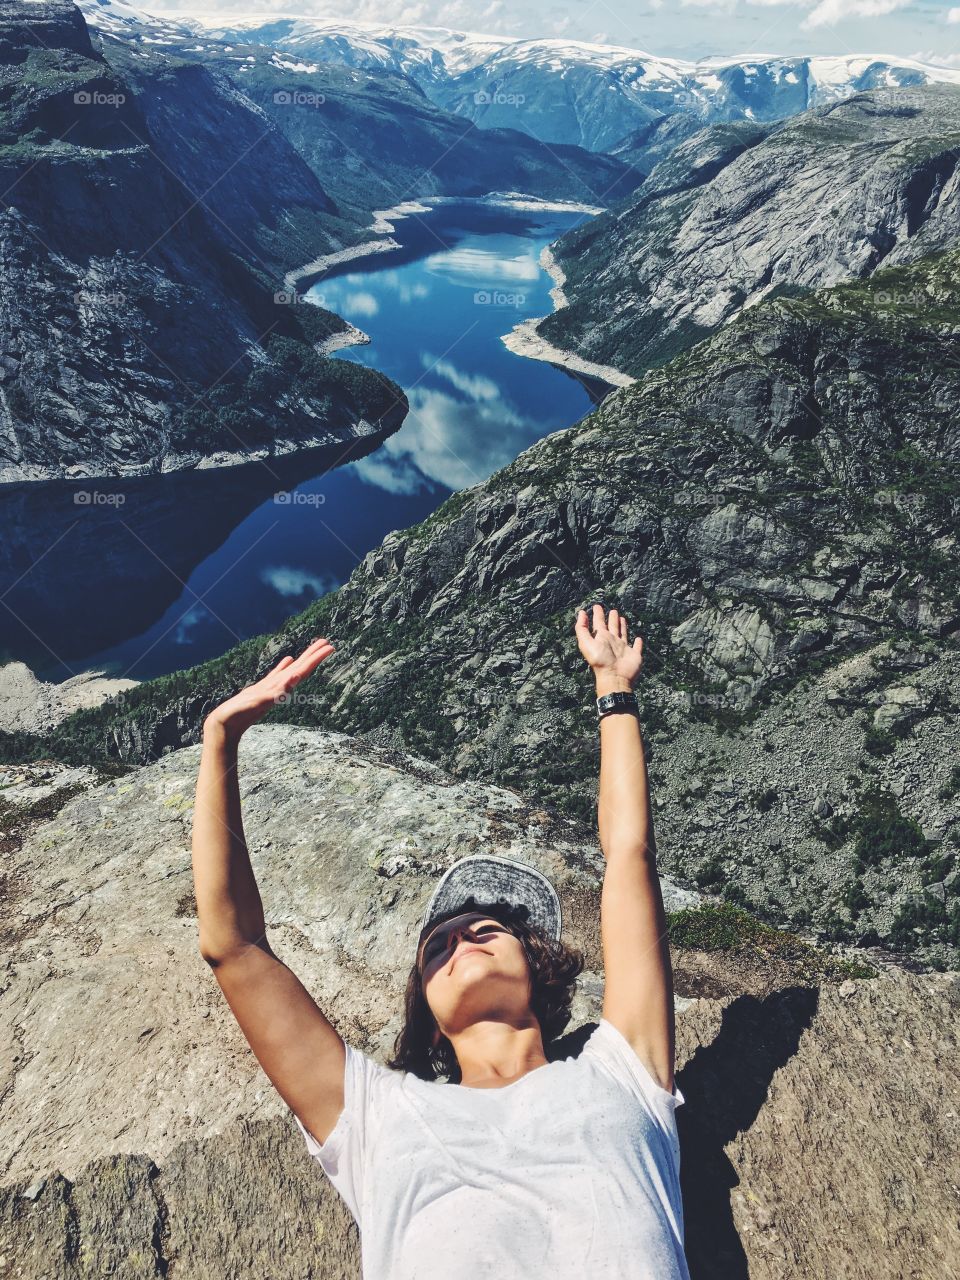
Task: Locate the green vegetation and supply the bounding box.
[863,723,910,757]
[693,853,726,893]
[840,878,872,918]
[667,902,876,981]
[810,787,930,871]
[889,893,960,953]
[850,789,930,871]
[169,333,402,454]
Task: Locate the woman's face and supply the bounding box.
[418,912,533,1035]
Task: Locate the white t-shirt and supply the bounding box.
[294,1017,690,1280]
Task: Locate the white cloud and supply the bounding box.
[425,354,499,400]
[398,385,539,490]
[678,0,911,24]
[913,48,960,66]
[260,566,338,598]
[341,290,379,317]
[948,7,960,23]
[173,604,209,645]
[803,0,910,28]
[425,246,539,285]
[348,451,434,494]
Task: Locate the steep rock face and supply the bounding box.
[539,87,960,375]
[236,61,640,214]
[27,250,960,963]
[0,731,956,1279]
[0,1,405,482]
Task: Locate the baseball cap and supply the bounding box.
[419,854,562,945]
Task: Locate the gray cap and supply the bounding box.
[419,854,562,943]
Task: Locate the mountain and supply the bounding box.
[15,245,960,967]
[180,10,960,155]
[536,86,960,377]
[3,736,955,1279]
[0,2,639,482]
[0,0,405,482]
[78,1,642,214]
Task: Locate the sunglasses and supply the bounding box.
[417,915,515,973]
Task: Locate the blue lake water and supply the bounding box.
[2,200,603,682]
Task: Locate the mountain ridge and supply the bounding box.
[168,5,960,154]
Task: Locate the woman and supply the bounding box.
[192,605,689,1279]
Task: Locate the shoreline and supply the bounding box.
[501,245,636,390]
[284,192,606,293]
[283,237,400,292]
[315,321,371,356]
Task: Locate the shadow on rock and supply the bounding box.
[677,985,820,1280]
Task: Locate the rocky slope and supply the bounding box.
[0,0,407,481]
[15,246,960,966]
[0,661,136,733]
[537,86,960,377]
[0,728,955,1278]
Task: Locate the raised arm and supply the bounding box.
[575,605,677,1094]
[192,638,348,1145]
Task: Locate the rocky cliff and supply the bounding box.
[17,246,960,966]
[538,87,960,376]
[0,729,955,1278]
[0,1,406,481]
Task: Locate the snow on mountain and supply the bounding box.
[77,3,960,153]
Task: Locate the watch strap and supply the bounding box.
[596,690,639,720]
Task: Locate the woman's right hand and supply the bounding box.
[203,637,336,745]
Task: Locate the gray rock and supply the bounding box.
[540,86,960,378]
[1,728,958,1279]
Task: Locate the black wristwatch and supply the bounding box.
[596,690,639,721]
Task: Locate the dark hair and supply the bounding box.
[387,895,585,1082]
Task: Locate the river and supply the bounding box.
[1,199,605,683]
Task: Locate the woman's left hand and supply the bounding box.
[575,605,644,690]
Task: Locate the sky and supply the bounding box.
[144,1,960,65]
